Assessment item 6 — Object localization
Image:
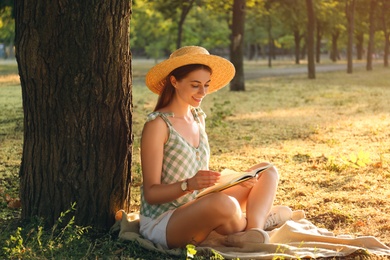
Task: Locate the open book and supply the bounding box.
[196,164,273,199]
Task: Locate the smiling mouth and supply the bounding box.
[193,97,203,102]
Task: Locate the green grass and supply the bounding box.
[1,60,390,259]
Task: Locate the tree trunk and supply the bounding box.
[384,34,390,67]
[267,15,273,68]
[346,0,356,74]
[14,1,132,229]
[176,0,195,49]
[355,33,364,60]
[316,23,322,63]
[300,40,307,60]
[330,32,340,62]
[381,0,389,67]
[366,0,377,71]
[306,0,315,79]
[230,0,246,91]
[293,30,301,64]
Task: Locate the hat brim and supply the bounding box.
[145,53,236,95]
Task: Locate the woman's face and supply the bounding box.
[171,69,211,107]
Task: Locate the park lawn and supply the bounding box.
[1,60,389,259]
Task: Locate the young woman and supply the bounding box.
[140,46,285,249]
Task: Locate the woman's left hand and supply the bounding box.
[187,170,220,191]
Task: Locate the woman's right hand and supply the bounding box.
[188,170,220,191]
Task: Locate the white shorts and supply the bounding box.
[139,209,175,249]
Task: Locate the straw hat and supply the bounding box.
[145,46,235,95]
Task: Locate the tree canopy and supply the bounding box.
[128,0,389,69]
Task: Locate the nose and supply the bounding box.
[198,85,207,95]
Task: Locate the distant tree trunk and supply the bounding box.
[230,0,246,91]
[293,30,301,64]
[356,33,364,60]
[330,31,340,62]
[346,0,356,74]
[14,1,133,229]
[300,40,306,60]
[384,34,390,67]
[316,23,323,63]
[381,0,389,67]
[306,0,315,79]
[176,0,195,49]
[366,0,377,71]
[267,15,273,68]
[248,43,255,60]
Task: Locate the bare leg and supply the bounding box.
[222,162,279,230]
[245,164,279,229]
[166,192,247,248]
[166,162,279,248]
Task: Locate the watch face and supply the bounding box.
[181,181,187,191]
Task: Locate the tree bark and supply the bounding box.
[346,0,356,74]
[293,30,301,64]
[230,0,246,91]
[14,1,132,229]
[316,23,322,63]
[355,33,364,60]
[267,15,273,68]
[366,0,377,71]
[381,0,389,67]
[306,0,315,79]
[384,34,390,67]
[330,32,340,62]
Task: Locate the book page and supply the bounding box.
[196,164,273,199]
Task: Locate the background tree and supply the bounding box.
[230,0,247,91]
[305,0,315,79]
[378,0,390,67]
[263,0,278,68]
[275,0,307,64]
[131,1,171,61]
[150,0,198,49]
[245,0,267,61]
[0,1,14,58]
[313,1,327,64]
[366,0,377,70]
[14,1,132,229]
[354,0,369,60]
[346,0,356,73]
[328,1,346,62]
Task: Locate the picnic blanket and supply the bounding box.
[110,208,390,259]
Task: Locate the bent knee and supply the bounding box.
[206,193,241,218]
[262,165,280,182]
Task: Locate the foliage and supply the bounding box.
[131,0,230,57]
[0,6,14,43]
[0,5,14,58]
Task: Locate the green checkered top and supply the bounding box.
[140,107,210,219]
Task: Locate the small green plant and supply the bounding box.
[341,150,371,168]
[186,244,197,259]
[324,155,346,173]
[2,202,91,259]
[3,227,26,257]
[209,99,233,127]
[186,244,225,260]
[325,151,372,172]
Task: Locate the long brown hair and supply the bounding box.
[153,64,212,111]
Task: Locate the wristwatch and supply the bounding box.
[181,179,189,192]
